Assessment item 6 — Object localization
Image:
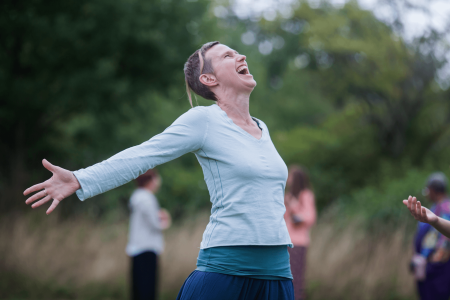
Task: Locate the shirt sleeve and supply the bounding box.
[73,106,209,201]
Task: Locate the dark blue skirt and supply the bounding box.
[176,270,294,300]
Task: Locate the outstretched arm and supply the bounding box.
[24,159,81,214]
[403,195,450,239]
[24,107,209,214]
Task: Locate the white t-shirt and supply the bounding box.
[126,188,163,256]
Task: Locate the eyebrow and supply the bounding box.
[219,50,239,58]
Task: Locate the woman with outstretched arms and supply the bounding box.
[24,42,294,300]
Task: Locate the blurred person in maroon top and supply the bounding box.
[284,166,316,300]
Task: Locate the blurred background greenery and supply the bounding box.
[1,0,450,299]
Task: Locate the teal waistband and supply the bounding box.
[196,245,292,280]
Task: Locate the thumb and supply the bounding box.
[42,159,56,173]
[402,200,408,205]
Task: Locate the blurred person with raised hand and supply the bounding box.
[284,166,316,300]
[403,173,450,300]
[24,42,296,300]
[405,197,450,239]
[127,169,171,300]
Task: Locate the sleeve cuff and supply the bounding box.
[73,171,89,201]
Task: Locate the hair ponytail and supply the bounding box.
[184,41,220,107]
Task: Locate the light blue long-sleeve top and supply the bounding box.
[73,104,292,249]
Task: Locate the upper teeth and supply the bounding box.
[237,66,247,73]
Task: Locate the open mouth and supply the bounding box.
[236,65,250,75]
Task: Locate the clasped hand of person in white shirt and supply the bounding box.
[159,208,172,230]
[23,159,80,215]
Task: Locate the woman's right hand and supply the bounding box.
[403,195,438,225]
[24,159,81,215]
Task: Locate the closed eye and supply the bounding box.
[225,51,238,58]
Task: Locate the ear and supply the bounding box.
[199,74,218,87]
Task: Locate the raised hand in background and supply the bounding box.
[403,195,450,239]
[403,195,438,224]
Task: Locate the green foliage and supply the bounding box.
[274,104,378,208]
[256,1,448,157]
[274,100,450,213]
[1,0,450,223]
[337,168,442,226]
[0,0,215,209]
[0,0,217,214]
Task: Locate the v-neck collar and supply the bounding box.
[213,104,265,142]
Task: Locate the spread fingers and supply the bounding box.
[31,195,52,209]
[25,190,48,205]
[24,182,46,196]
[46,199,61,215]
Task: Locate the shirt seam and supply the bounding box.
[199,149,221,245]
[200,242,294,249]
[199,148,225,247]
[206,160,225,246]
[200,106,210,150]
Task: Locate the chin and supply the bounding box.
[244,78,257,90]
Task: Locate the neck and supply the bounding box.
[215,89,253,124]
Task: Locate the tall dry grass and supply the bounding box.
[306,219,416,300]
[0,212,417,299]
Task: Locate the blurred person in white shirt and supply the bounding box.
[126,169,171,300]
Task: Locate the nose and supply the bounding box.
[237,54,246,62]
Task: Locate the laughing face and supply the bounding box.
[203,44,257,94]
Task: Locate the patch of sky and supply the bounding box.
[231,0,299,21]
[259,40,273,55]
[272,36,285,49]
[214,5,228,19]
[233,0,450,86]
[281,19,309,35]
[279,4,294,19]
[241,31,256,45]
[263,8,277,21]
